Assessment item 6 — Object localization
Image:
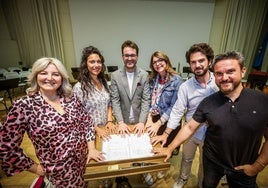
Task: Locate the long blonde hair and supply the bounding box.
[26,57,72,97]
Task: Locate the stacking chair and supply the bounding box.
[19,70,31,92]
[0,68,8,75]
[182,66,193,80]
[19,70,31,82]
[3,71,20,79]
[71,67,80,80]
[7,67,22,74]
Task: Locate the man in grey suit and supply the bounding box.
[110,40,150,136]
[110,40,151,188]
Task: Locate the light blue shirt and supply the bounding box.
[167,72,219,141]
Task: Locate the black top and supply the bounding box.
[193,88,268,170]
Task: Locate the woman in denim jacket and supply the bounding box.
[145,51,183,147]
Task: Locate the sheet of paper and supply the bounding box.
[102,133,153,161]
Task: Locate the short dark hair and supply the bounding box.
[212,51,245,71]
[185,43,214,64]
[121,40,139,56]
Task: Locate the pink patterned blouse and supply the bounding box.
[0,92,95,187]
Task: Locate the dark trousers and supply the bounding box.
[203,154,258,188]
[151,114,181,147]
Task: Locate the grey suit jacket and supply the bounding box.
[110,67,150,124]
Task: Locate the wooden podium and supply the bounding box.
[84,130,170,181]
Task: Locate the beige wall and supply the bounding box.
[68,0,214,72]
[209,0,229,55]
[1,0,267,79]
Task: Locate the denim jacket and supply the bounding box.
[149,74,183,121]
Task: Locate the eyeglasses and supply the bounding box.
[123,54,137,58]
[88,60,102,64]
[152,58,164,65]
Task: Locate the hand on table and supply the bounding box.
[105,121,117,134]
[96,127,111,141]
[151,134,168,147]
[145,120,161,137]
[153,147,172,162]
[133,122,145,136]
[117,122,131,136]
[87,148,105,163]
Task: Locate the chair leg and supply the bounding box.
[0,99,8,114]
[0,91,9,114]
[6,90,13,104]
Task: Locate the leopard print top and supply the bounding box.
[0,92,95,187]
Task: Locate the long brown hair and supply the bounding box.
[79,46,109,99]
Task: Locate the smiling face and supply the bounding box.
[189,51,210,77]
[37,63,62,94]
[87,53,103,77]
[213,59,246,95]
[152,56,167,75]
[122,47,138,72]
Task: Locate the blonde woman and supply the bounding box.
[0,57,102,187]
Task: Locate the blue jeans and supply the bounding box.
[203,155,258,188]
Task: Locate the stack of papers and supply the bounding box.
[102,133,154,161]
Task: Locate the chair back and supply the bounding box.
[71,67,80,80]
[8,67,22,73]
[3,72,20,79]
[19,71,31,83]
[0,78,20,91]
[0,68,8,74]
[107,66,118,72]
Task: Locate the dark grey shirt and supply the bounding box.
[193,88,268,170]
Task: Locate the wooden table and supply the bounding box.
[84,129,170,181]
